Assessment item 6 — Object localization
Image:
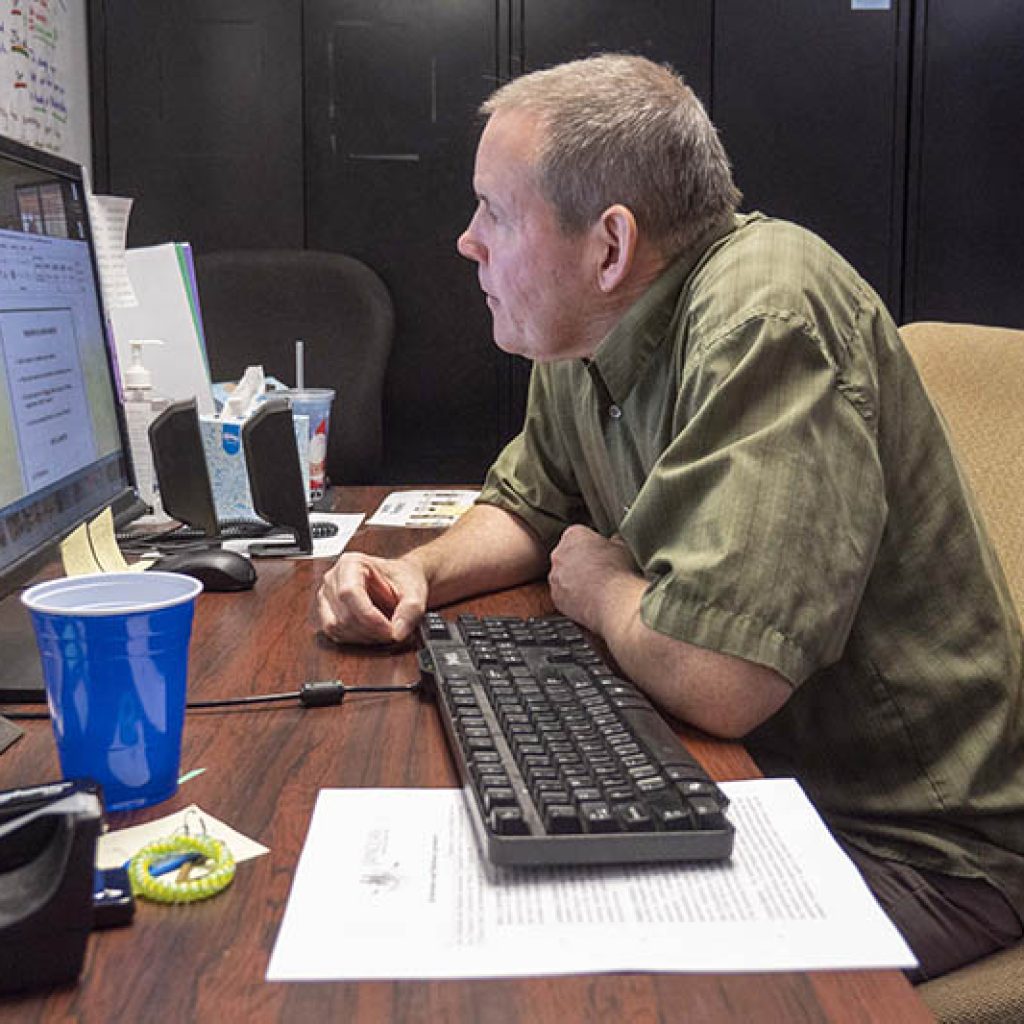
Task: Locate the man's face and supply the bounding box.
[457,111,596,361]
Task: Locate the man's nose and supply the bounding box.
[457,227,485,264]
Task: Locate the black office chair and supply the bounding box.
[195,249,394,484]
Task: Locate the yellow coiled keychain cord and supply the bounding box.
[128,834,236,904]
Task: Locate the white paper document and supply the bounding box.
[367,489,480,528]
[109,243,215,414]
[86,194,138,309]
[97,804,269,870]
[267,780,915,981]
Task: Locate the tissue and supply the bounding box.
[200,366,309,520]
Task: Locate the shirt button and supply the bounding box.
[608,405,622,420]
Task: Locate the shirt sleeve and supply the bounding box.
[624,310,888,686]
[477,364,590,551]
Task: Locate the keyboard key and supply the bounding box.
[689,795,727,829]
[483,787,518,812]
[649,795,694,831]
[614,801,654,832]
[422,613,450,640]
[490,806,529,835]
[544,804,583,834]
[580,801,619,833]
[635,775,669,794]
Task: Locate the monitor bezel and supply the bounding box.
[0,133,139,601]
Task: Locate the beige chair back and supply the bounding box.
[900,321,1024,616]
[902,321,1024,1022]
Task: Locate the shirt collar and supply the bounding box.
[585,214,738,403]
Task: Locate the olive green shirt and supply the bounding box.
[478,213,1024,918]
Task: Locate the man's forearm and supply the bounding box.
[404,503,550,608]
[547,526,792,738]
[596,578,793,739]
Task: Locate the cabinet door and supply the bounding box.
[305,0,501,482]
[522,0,712,101]
[713,0,909,314]
[905,0,1024,327]
[99,0,303,251]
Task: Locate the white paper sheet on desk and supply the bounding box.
[96,804,269,870]
[266,780,916,981]
[366,489,480,528]
[223,512,363,560]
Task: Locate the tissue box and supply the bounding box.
[199,413,309,521]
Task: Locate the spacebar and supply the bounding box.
[617,706,703,770]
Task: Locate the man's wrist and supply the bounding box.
[399,542,443,602]
[399,547,431,582]
[592,571,647,643]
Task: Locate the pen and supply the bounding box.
[123,852,205,877]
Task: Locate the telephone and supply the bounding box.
[0,778,128,994]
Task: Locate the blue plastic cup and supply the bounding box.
[22,572,203,813]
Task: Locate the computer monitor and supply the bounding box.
[0,134,140,701]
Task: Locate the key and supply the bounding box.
[490,806,529,835]
[580,801,619,833]
[544,804,583,834]
[483,786,518,812]
[689,795,727,829]
[614,801,654,832]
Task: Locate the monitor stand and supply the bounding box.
[0,591,46,703]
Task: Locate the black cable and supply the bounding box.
[185,692,301,709]
[188,679,420,709]
[1,679,420,719]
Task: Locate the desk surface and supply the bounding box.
[0,487,931,1023]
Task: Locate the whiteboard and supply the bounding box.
[0,0,90,169]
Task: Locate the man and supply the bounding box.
[318,54,1024,980]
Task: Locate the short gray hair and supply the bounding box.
[480,54,741,258]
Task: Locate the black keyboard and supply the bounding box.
[120,519,339,543]
[419,612,735,867]
[170,518,272,540]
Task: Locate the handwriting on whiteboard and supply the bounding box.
[0,0,72,156]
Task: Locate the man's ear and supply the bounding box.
[592,204,639,293]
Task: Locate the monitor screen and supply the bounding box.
[0,135,136,600]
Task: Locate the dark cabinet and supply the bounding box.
[304,0,502,481]
[904,0,1024,327]
[95,0,303,252]
[522,1,712,98]
[713,0,910,314]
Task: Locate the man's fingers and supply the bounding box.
[389,591,426,643]
[319,584,396,644]
[365,564,400,615]
[317,554,429,645]
[318,558,400,643]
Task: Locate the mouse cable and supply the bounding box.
[0,680,421,719]
[186,679,420,710]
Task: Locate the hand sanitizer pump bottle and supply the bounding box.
[122,339,170,519]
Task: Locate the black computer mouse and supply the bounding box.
[149,547,257,592]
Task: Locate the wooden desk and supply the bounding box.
[0,487,931,1022]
